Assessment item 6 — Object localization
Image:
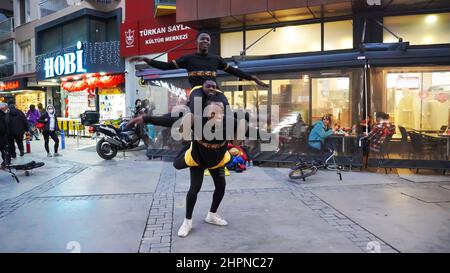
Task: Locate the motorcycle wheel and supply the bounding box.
[96,139,118,160]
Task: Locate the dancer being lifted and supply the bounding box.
[130,32,268,90]
[127,81,267,238]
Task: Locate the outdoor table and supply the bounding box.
[421,133,450,159]
[328,134,358,154]
[406,127,441,134]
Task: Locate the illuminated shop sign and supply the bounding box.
[0,81,20,91]
[44,41,86,78]
[0,78,27,91]
[36,41,124,81]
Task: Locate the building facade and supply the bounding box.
[132,0,450,169]
[1,0,125,134]
[120,0,196,118]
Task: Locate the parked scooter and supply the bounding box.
[81,111,141,160]
[89,120,141,160]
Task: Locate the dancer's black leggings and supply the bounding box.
[43,131,59,153]
[186,167,226,219]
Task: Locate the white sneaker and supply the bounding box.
[47,153,52,157]
[205,212,228,226]
[53,153,62,157]
[177,218,192,237]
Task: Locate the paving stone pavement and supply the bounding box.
[261,168,399,253]
[1,141,450,252]
[0,165,88,220]
[139,166,176,253]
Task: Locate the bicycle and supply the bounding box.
[288,148,343,181]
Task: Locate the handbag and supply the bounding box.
[35,122,45,129]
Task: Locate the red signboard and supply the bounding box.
[121,0,197,59]
[120,18,197,59]
[138,17,196,54]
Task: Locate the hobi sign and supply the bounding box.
[36,41,124,81]
[44,41,86,78]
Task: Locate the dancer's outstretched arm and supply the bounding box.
[219,58,268,88]
[127,113,179,128]
[129,57,179,70]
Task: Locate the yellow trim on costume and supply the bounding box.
[209,151,231,169]
[184,143,199,167]
[191,85,203,92]
[172,60,179,69]
[188,71,217,77]
[183,143,231,169]
[223,64,230,71]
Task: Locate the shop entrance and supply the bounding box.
[311,77,351,129]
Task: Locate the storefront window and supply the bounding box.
[137,79,190,150]
[62,90,96,119]
[371,67,450,162]
[219,70,361,154]
[220,31,243,58]
[221,20,353,58]
[245,24,321,56]
[272,78,310,131]
[384,13,450,45]
[15,91,46,113]
[99,88,126,120]
[324,20,353,51]
[312,77,351,128]
[386,71,450,131]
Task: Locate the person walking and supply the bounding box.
[37,103,46,133]
[26,104,40,141]
[38,105,62,157]
[0,103,10,168]
[37,103,46,116]
[7,104,29,158]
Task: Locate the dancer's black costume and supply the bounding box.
[142,52,255,88]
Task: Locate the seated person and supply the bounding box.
[360,114,373,134]
[307,114,333,152]
[292,113,308,139]
[364,112,395,153]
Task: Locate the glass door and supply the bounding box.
[311,77,351,128]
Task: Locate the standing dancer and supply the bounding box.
[127,82,264,237]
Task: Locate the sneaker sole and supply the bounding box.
[205,219,228,226]
[177,229,192,237]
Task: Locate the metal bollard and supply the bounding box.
[25,132,31,153]
[61,129,66,150]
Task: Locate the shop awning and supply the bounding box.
[135,46,450,80]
